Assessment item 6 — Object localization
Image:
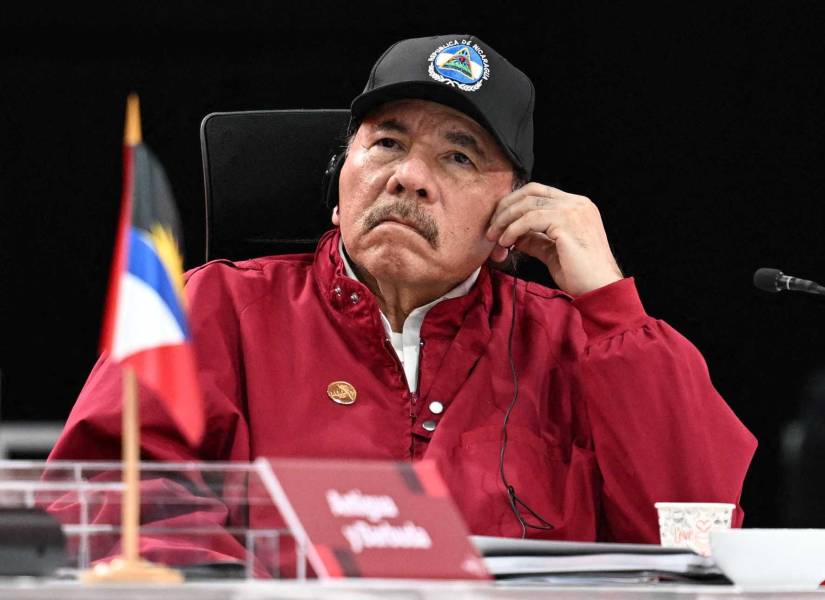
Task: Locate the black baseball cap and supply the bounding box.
[351,34,535,178]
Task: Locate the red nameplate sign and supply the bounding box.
[264,458,489,580]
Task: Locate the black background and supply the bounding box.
[2,2,825,528]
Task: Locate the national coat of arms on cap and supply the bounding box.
[427,40,490,92]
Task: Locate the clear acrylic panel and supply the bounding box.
[0,459,306,580]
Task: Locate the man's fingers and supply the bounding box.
[489,182,560,226]
[487,196,554,236]
[484,182,619,295]
[487,195,566,241]
[497,209,563,248]
[514,231,557,265]
[489,244,509,263]
[486,184,585,242]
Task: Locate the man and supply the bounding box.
[50,34,756,551]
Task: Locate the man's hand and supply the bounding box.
[485,182,624,296]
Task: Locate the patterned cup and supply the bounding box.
[655,502,735,556]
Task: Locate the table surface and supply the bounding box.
[3,578,825,599]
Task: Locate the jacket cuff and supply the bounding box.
[571,277,649,341]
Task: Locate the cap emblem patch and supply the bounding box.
[428,40,489,92]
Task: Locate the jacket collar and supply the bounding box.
[313,228,493,322]
[312,228,495,424]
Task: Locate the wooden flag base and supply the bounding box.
[81,556,184,584]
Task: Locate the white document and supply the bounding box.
[470,536,720,579]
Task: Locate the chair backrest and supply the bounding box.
[200,109,351,262]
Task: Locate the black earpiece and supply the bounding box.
[321,152,346,210]
[323,116,359,211]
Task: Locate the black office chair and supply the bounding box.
[200,109,351,262]
[199,108,553,287]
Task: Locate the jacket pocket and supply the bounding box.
[451,424,599,539]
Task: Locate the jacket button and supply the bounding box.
[422,420,437,432]
[428,401,444,415]
[350,292,360,304]
[333,286,343,296]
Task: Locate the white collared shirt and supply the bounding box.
[339,239,479,393]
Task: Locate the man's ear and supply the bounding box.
[331,204,340,226]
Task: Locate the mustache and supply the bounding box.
[358,200,440,249]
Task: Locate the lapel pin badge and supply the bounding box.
[327,381,357,405]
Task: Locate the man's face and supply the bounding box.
[333,99,515,289]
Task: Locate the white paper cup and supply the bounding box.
[655,502,735,556]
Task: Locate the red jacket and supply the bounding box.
[50,228,756,553]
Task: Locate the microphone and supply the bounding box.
[753,268,825,295]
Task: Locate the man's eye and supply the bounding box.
[377,138,399,149]
[451,152,473,166]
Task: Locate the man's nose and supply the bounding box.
[385,153,433,201]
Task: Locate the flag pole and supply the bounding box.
[121,96,141,565]
[122,366,140,564]
[82,95,183,584]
